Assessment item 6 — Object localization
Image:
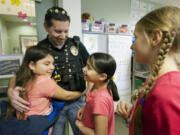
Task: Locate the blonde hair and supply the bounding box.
[132,6,180,135]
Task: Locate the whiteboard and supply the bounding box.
[108,35,132,106]
[82,33,107,54]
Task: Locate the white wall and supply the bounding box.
[35,0,54,41]
[6,22,37,54]
[0,19,3,54]
[63,0,82,38]
[0,18,9,54]
[81,0,131,25]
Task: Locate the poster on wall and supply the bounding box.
[20,35,38,54]
[130,0,155,34]
[0,0,35,17]
[108,35,132,106]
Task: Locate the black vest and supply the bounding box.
[38,37,85,92]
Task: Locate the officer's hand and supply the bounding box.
[76,106,85,120]
[8,87,30,112]
[116,100,133,119]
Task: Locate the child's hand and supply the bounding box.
[116,100,133,119]
[75,120,84,129]
[76,106,85,120]
[76,120,95,135]
[83,82,94,96]
[86,82,94,91]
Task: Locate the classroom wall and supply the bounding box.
[35,0,54,41]
[0,18,9,54]
[0,19,2,54]
[81,0,131,25]
[6,22,37,54]
[63,0,82,38]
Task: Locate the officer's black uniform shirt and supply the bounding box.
[38,36,89,92]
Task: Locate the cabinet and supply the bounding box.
[132,55,149,91]
[0,55,23,97]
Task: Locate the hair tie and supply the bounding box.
[140,98,145,106]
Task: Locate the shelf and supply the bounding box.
[82,31,131,36]
[0,86,8,94]
[134,70,149,79]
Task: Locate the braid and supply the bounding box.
[133,30,176,135]
[144,30,176,97]
[132,30,176,100]
[171,29,180,67]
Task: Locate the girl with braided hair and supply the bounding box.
[116,6,180,135]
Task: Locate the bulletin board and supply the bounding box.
[0,0,35,17]
[130,0,155,34]
[108,35,132,105]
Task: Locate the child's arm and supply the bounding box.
[94,114,108,135]
[76,114,108,135]
[53,81,93,101]
[76,106,85,120]
[53,86,83,100]
[75,120,95,135]
[116,100,133,119]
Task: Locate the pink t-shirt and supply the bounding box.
[24,75,58,119]
[82,88,114,135]
[129,71,180,135]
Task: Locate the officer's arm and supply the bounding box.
[79,42,89,65]
[8,75,30,112]
[53,86,83,100]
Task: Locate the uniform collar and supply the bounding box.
[46,35,67,50]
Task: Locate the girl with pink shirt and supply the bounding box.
[75,53,119,135]
[16,46,83,120]
[3,46,83,135]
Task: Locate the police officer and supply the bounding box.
[8,7,89,135]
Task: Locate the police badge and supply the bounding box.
[70,46,78,56]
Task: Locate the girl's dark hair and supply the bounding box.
[16,46,53,88]
[89,53,119,101]
[15,46,53,120]
[45,6,70,27]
